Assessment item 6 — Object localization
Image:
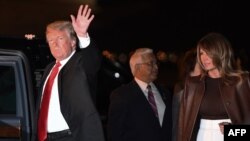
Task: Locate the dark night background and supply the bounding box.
[0,0,249,53]
[0,0,250,130]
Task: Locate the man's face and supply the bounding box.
[137,53,158,83]
[46,28,75,61]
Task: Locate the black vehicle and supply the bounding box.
[0,49,36,141]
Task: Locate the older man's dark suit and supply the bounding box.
[36,45,104,141]
[107,80,172,141]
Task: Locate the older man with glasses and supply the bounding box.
[107,48,172,141]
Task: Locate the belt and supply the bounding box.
[47,129,72,140]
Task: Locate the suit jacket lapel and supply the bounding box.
[131,81,163,126]
[57,52,79,100]
[132,81,159,118]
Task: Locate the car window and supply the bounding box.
[0,65,16,115]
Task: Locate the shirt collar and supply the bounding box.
[134,77,153,91]
[56,50,76,68]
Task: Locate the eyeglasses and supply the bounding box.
[137,61,159,67]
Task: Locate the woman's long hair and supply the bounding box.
[196,32,243,85]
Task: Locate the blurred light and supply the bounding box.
[114,72,120,78]
[25,34,36,40]
[156,50,168,62]
[102,50,116,61]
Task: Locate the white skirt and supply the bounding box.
[196,119,231,141]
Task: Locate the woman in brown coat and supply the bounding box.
[176,32,250,141]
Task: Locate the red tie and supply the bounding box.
[147,85,158,118]
[38,62,61,141]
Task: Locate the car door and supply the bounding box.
[0,49,36,141]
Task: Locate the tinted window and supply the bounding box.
[0,66,16,114]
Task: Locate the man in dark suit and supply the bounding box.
[36,5,104,141]
[107,48,172,141]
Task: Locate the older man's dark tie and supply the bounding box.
[147,85,158,118]
[38,62,61,141]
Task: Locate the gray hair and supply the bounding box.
[129,48,153,75]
